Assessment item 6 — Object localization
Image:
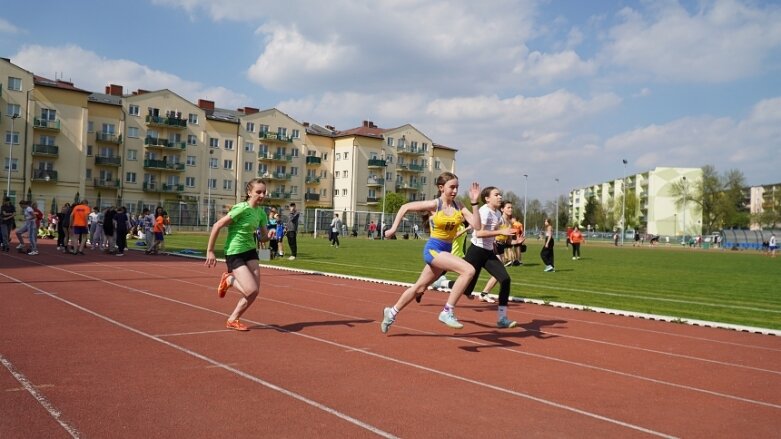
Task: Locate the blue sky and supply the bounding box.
[1,0,780,202]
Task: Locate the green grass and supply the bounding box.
[157,232,781,330]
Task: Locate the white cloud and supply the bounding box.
[11,44,249,109]
[602,0,781,82]
[514,50,597,84]
[0,17,22,34]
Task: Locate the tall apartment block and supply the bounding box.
[569,167,703,237]
[1,57,456,227]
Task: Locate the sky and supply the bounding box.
[1,0,780,202]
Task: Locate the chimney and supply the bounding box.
[369,121,377,128]
[362,120,369,127]
[198,99,215,110]
[303,122,310,127]
[243,107,259,115]
[108,84,123,96]
[325,125,335,131]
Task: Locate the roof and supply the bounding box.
[206,107,241,124]
[305,123,337,137]
[33,75,91,94]
[88,92,122,106]
[433,142,458,152]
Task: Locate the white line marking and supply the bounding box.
[1,273,398,439]
[0,353,81,438]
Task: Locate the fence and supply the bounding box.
[309,208,425,239]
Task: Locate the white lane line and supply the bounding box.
[0,353,81,438]
[5,263,679,437]
[0,272,398,439]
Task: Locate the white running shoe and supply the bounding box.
[479,293,496,303]
[27,251,39,256]
[497,317,517,328]
[288,256,296,260]
[438,310,464,329]
[380,307,395,333]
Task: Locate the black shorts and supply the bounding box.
[225,248,258,272]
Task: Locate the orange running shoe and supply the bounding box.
[217,272,231,298]
[226,320,249,331]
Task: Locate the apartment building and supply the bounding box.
[1,58,456,227]
[749,182,780,230]
[569,167,703,237]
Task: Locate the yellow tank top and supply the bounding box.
[429,199,464,242]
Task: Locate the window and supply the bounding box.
[186,155,196,166]
[290,186,298,195]
[87,121,94,133]
[434,160,441,170]
[86,169,92,179]
[333,188,338,197]
[41,108,56,121]
[291,148,299,157]
[422,142,428,152]
[8,77,22,91]
[223,180,233,190]
[4,131,19,145]
[127,127,139,138]
[335,171,340,178]
[188,113,198,124]
[291,129,300,139]
[246,122,255,132]
[127,149,137,161]
[186,176,195,187]
[128,105,140,116]
[125,172,136,183]
[6,103,21,117]
[244,161,254,171]
[223,159,233,170]
[344,152,349,160]
[3,158,18,171]
[342,189,348,196]
[102,123,116,134]
[321,152,328,161]
[343,170,349,178]
[386,137,394,146]
[259,124,269,134]
[386,154,394,164]
[209,138,219,148]
[335,153,341,161]
[86,145,93,156]
[208,178,216,189]
[277,127,287,138]
[244,141,254,152]
[208,157,217,168]
[224,139,234,150]
[290,166,298,176]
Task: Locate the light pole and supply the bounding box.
[554,178,559,240]
[380,153,386,235]
[207,149,213,230]
[5,113,20,198]
[523,174,528,232]
[682,176,687,241]
[620,159,627,246]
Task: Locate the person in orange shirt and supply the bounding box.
[69,199,91,255]
[146,211,166,255]
[508,216,525,266]
[570,225,585,260]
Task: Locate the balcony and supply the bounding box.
[258,131,293,143]
[305,176,321,185]
[160,183,184,193]
[31,144,59,157]
[143,159,185,171]
[96,132,122,144]
[259,172,292,181]
[305,193,321,202]
[257,151,293,162]
[305,156,322,166]
[397,163,424,173]
[32,169,57,182]
[267,191,292,199]
[396,145,425,156]
[367,158,387,168]
[144,136,186,151]
[142,182,158,192]
[33,118,61,131]
[367,177,384,186]
[396,182,423,191]
[145,114,187,129]
[367,197,380,204]
[94,178,120,189]
[95,156,121,167]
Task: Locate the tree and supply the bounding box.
[696,165,722,233]
[719,169,749,229]
[378,192,405,214]
[526,199,545,232]
[614,189,639,230]
[583,196,599,229]
[557,194,570,228]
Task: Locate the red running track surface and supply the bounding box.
[1,240,780,438]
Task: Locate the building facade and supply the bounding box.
[569,167,703,237]
[1,58,456,228]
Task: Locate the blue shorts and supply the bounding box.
[423,238,452,265]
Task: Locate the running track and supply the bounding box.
[1,241,780,438]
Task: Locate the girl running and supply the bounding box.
[205,178,270,331]
[380,172,481,332]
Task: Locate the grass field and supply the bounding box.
[153,231,781,330]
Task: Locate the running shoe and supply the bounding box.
[16,244,23,250]
[544,265,555,272]
[438,310,464,329]
[217,272,231,298]
[226,320,249,331]
[497,317,517,328]
[380,307,395,333]
[479,293,496,303]
[27,251,39,256]
[414,292,425,303]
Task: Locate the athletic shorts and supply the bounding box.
[154,232,164,241]
[73,226,88,235]
[423,238,451,265]
[225,248,259,272]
